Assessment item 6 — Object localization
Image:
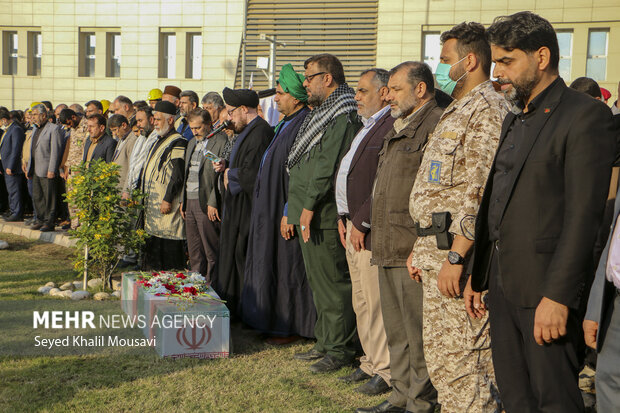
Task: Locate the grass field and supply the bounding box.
[0,232,386,413]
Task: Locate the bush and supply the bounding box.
[65,159,146,290]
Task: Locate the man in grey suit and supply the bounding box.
[584,193,620,412]
[180,108,227,281]
[28,104,64,232]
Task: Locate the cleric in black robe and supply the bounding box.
[212,88,274,316]
[241,64,317,340]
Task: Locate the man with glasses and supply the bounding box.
[211,87,274,317]
[286,54,362,373]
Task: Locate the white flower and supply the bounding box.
[189,273,206,284]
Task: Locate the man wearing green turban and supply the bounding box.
[278,63,308,103]
[241,64,316,342]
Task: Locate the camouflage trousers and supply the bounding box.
[414,237,501,413]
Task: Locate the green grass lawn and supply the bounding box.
[0,233,386,412]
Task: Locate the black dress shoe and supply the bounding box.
[354,374,391,395]
[39,225,54,232]
[355,400,406,413]
[338,367,372,383]
[293,348,324,361]
[4,215,23,222]
[309,355,349,373]
[31,222,43,230]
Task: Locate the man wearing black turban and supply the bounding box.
[211,87,274,316]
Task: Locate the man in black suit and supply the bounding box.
[82,114,117,164]
[467,12,616,412]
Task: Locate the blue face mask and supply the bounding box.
[435,56,468,96]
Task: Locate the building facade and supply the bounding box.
[0,0,618,110]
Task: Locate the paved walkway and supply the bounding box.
[0,220,76,248]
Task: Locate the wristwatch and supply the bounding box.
[448,251,465,265]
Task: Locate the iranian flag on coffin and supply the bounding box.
[121,273,140,319]
[120,271,230,358]
[154,300,230,359]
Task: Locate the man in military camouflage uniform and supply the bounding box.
[58,108,88,228]
[408,23,509,412]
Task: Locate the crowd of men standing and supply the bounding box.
[1,10,620,413]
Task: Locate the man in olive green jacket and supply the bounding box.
[285,54,362,373]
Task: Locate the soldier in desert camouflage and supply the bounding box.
[408,23,509,412]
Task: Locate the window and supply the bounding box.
[27,31,41,76]
[586,29,608,81]
[186,33,202,79]
[422,32,441,73]
[556,31,572,81]
[159,33,176,79]
[2,31,18,75]
[106,32,121,77]
[80,32,96,77]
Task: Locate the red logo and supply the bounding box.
[176,324,212,350]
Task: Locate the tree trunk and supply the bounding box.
[83,244,89,291]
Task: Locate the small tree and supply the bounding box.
[65,159,147,290]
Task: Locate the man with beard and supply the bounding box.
[334,68,394,395]
[241,64,316,343]
[140,101,187,270]
[178,90,199,140]
[58,108,87,228]
[180,108,227,281]
[468,12,615,412]
[356,62,442,413]
[211,87,273,316]
[286,54,362,373]
[408,22,508,412]
[123,106,158,199]
[108,114,138,191]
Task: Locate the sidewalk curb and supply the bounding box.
[0,221,77,248]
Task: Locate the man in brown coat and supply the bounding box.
[356,61,443,413]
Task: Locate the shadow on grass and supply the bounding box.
[0,321,315,412]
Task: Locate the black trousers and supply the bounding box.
[142,236,186,271]
[55,176,69,221]
[488,252,584,413]
[32,174,57,227]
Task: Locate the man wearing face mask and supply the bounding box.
[408,22,509,412]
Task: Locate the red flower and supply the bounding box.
[151,272,159,276]
[183,286,198,295]
[163,283,175,291]
[175,273,187,279]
